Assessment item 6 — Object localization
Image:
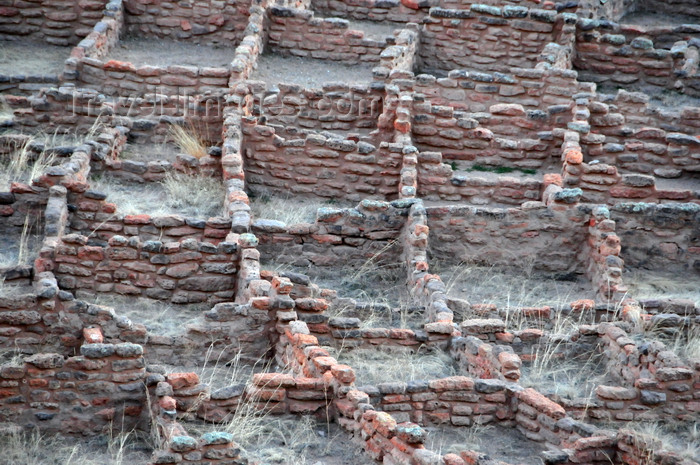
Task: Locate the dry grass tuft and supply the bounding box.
[0,428,151,465]
[169,125,207,159]
[625,422,700,462]
[0,136,58,187]
[437,260,591,326]
[162,171,225,218]
[625,269,700,306]
[248,192,338,225]
[89,171,224,218]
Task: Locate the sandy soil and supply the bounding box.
[251,53,374,88]
[0,41,71,75]
[109,37,236,68]
[425,424,548,465]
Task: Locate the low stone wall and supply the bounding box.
[52,234,239,304]
[267,6,390,65]
[611,202,700,273]
[413,66,579,112]
[238,80,386,132]
[425,203,590,272]
[0,341,147,433]
[255,199,413,267]
[0,0,110,45]
[68,188,232,243]
[230,5,268,82]
[63,0,233,96]
[123,0,251,46]
[579,206,627,300]
[418,6,574,75]
[585,91,700,176]
[309,0,428,24]
[573,23,697,95]
[624,0,700,24]
[242,117,402,200]
[417,152,544,204]
[411,98,566,168]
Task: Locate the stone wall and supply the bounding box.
[413,66,579,112]
[254,199,413,267]
[53,233,239,304]
[123,0,251,45]
[0,342,147,433]
[631,0,700,21]
[242,117,403,200]
[611,203,700,273]
[425,203,590,272]
[0,0,110,45]
[309,0,428,24]
[585,92,700,176]
[267,6,390,65]
[411,98,567,168]
[418,6,574,76]
[238,81,386,132]
[573,24,691,93]
[417,154,544,204]
[7,88,226,145]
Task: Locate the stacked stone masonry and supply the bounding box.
[0,0,699,464]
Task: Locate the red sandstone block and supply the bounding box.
[429,376,474,392]
[159,396,176,411]
[123,214,151,225]
[460,451,480,465]
[570,299,594,311]
[442,454,467,465]
[519,328,544,341]
[517,388,566,419]
[0,7,19,16]
[331,364,355,384]
[414,224,429,235]
[252,373,296,388]
[292,333,318,346]
[83,327,103,344]
[495,332,514,343]
[573,435,616,451]
[167,372,199,390]
[0,205,13,216]
[312,356,337,373]
[104,60,136,72]
[251,297,271,309]
[373,411,397,438]
[295,298,329,312]
[388,328,414,339]
[565,149,583,164]
[78,246,104,261]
